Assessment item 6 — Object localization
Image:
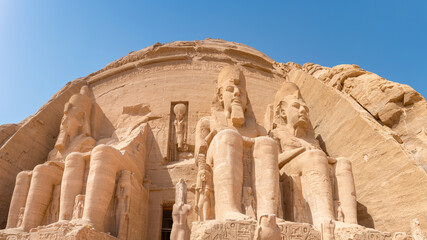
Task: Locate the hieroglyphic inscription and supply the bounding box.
[191,220,320,240]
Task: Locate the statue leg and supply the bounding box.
[59,152,86,221]
[207,129,245,220]
[298,150,335,227]
[6,171,32,229]
[252,136,280,218]
[22,164,63,231]
[83,145,121,231]
[335,157,357,224]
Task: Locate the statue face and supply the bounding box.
[283,99,309,130]
[61,110,84,137]
[174,104,186,121]
[220,80,248,115]
[175,111,184,121]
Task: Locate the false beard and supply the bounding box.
[231,104,245,127]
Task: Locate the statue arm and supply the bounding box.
[278,147,306,169]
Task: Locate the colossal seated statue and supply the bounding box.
[5,86,150,236]
[6,86,95,231]
[60,103,150,232]
[194,66,280,221]
[268,82,357,227]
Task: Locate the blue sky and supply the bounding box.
[0,1,426,125]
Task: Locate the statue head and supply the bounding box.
[173,103,187,121]
[273,82,310,135]
[216,66,248,127]
[197,163,212,185]
[55,86,93,151]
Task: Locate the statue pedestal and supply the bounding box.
[334,222,393,240]
[190,220,393,240]
[0,223,117,240]
[190,219,320,240]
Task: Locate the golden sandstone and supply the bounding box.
[0,39,426,240]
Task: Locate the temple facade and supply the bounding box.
[0,39,426,240]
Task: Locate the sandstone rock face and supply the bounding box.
[0,39,425,239]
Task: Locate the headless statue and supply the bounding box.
[171,179,192,240]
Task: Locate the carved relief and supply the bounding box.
[48,184,61,224]
[168,102,189,163]
[411,219,426,240]
[320,219,335,240]
[393,232,408,240]
[72,194,85,220]
[190,220,320,240]
[335,201,344,222]
[195,163,214,221]
[115,170,132,240]
[242,187,256,219]
[16,208,24,228]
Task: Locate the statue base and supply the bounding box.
[190,219,320,240]
[190,220,393,240]
[0,222,117,240]
[334,221,393,240]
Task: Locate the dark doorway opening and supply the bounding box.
[161,206,173,240]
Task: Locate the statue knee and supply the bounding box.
[16,170,32,183]
[254,136,277,152]
[64,152,85,168]
[336,157,353,173]
[32,164,62,185]
[90,144,121,169]
[298,149,329,171]
[214,129,243,145]
[33,164,51,177]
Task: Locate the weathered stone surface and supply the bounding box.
[0,124,19,147]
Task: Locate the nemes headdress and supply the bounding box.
[273,82,303,109]
[217,66,246,89]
